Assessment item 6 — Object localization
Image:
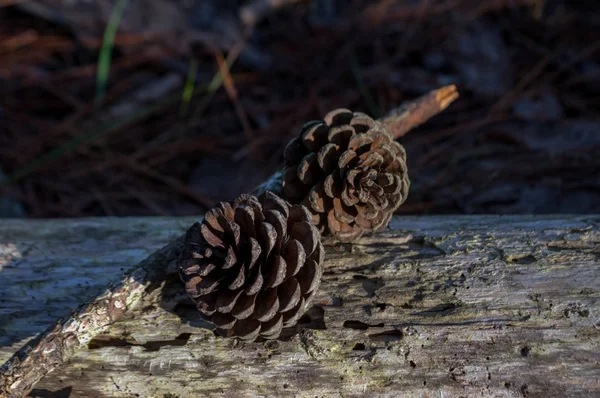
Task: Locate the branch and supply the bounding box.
[0,86,457,397]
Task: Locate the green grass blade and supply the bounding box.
[95,0,129,105]
[180,58,198,117]
[189,54,234,124]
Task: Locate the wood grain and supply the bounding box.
[1,215,599,397]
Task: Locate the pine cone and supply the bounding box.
[282,108,410,241]
[178,192,324,341]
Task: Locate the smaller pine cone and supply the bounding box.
[178,192,324,341]
[282,108,410,241]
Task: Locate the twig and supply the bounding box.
[0,87,457,396]
[380,85,459,139]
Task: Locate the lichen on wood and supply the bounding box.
[1,215,599,397]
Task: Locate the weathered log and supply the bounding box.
[1,215,598,397]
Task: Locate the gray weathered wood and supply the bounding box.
[1,215,599,397]
[0,217,184,397]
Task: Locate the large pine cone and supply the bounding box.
[178,192,324,341]
[282,108,410,241]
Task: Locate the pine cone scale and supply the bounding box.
[195,275,221,296]
[216,289,242,313]
[283,137,308,165]
[282,167,306,201]
[323,174,340,198]
[281,297,306,328]
[308,183,327,213]
[253,288,279,322]
[333,197,356,224]
[338,150,356,169]
[327,125,354,147]
[228,264,245,290]
[244,265,264,295]
[237,210,259,242]
[278,278,302,312]
[258,222,277,258]
[195,292,217,315]
[301,123,329,152]
[233,319,261,341]
[296,259,321,295]
[282,239,305,276]
[298,153,323,186]
[260,314,283,337]
[264,255,286,288]
[219,247,235,269]
[212,312,235,329]
[231,292,256,319]
[289,220,319,255]
[317,143,339,174]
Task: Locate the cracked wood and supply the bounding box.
[1,215,599,397]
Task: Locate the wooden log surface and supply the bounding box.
[0,215,599,397]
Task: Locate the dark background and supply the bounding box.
[0,0,598,218]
